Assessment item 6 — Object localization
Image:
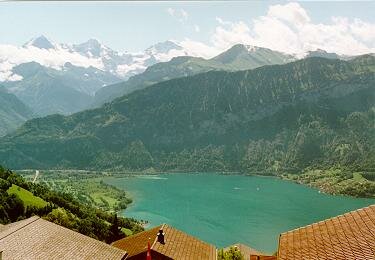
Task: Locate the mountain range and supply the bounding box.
[3,35,193,81]
[0,37,298,118]
[0,36,369,136]
[93,44,295,106]
[1,56,373,173]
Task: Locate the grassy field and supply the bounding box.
[91,192,118,208]
[353,172,366,181]
[121,227,133,236]
[7,184,48,208]
[19,170,132,212]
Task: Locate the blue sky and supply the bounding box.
[1,1,374,53]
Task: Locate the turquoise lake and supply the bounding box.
[104,173,374,253]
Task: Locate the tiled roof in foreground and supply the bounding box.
[278,204,375,260]
[112,223,217,259]
[0,216,128,260]
[112,225,163,258]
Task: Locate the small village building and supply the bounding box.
[112,223,217,260]
[0,216,128,260]
[277,204,375,260]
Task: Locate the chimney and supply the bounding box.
[157,229,165,244]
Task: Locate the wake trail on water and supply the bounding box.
[136,175,168,180]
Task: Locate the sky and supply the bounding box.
[0,1,374,55]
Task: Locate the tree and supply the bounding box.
[5,194,25,222]
[218,247,244,260]
[108,214,125,243]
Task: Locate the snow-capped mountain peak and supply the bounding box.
[1,36,200,82]
[23,35,57,50]
[244,45,260,52]
[73,38,112,58]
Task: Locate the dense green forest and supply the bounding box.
[0,165,143,243]
[0,56,374,196]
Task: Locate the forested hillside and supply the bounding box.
[0,56,374,180]
[0,165,143,242]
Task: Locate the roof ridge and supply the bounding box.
[160,223,215,247]
[151,223,165,249]
[280,204,375,235]
[111,224,163,245]
[0,216,40,241]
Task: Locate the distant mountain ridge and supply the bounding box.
[0,88,33,136]
[1,36,369,116]
[2,35,360,83]
[1,36,197,81]
[2,39,300,115]
[93,44,295,106]
[1,56,373,173]
[211,44,294,68]
[2,62,121,116]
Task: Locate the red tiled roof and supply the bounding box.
[278,204,375,260]
[112,225,162,258]
[112,224,217,259]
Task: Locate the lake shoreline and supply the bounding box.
[98,170,375,199]
[17,168,375,199]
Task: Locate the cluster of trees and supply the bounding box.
[218,247,244,260]
[0,165,143,243]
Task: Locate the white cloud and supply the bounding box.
[210,3,375,56]
[267,2,310,26]
[181,9,188,20]
[215,17,231,26]
[167,8,175,17]
[151,48,188,62]
[167,8,189,23]
[178,39,218,59]
[194,25,200,33]
[0,44,104,81]
[211,21,253,50]
[349,18,375,43]
[116,63,146,78]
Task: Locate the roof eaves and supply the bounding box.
[0,216,40,241]
[279,205,373,236]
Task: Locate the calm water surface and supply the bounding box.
[104,173,374,253]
